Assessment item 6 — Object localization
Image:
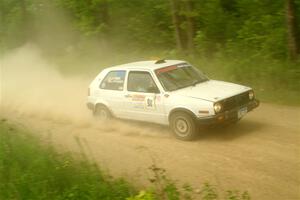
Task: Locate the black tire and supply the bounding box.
[94,105,112,120]
[170,112,198,141]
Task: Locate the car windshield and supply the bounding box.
[155,64,209,91]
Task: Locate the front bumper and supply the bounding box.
[197,99,260,125]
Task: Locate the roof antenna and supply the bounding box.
[155,59,166,64]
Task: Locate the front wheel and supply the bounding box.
[170,112,198,141]
[94,105,112,121]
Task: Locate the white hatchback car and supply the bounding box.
[87,60,259,140]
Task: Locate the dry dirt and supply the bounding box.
[1,45,300,200]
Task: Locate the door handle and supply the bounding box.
[124,94,132,98]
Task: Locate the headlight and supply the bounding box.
[249,90,254,100]
[214,102,222,113]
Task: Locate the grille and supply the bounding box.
[221,92,250,111]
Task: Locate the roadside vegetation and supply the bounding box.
[1,0,300,105]
[0,119,251,200]
[0,119,134,200]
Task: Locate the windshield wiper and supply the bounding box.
[192,79,209,86]
[170,81,201,91]
[168,79,208,91]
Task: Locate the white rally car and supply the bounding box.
[87,60,259,140]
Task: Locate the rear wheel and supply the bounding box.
[94,105,112,120]
[170,112,198,141]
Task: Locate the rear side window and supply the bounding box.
[100,70,126,91]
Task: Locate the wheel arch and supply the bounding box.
[168,107,197,123]
[94,102,114,116]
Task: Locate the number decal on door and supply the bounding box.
[145,97,155,109]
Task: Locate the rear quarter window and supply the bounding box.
[100,70,126,91]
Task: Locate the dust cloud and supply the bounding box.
[0,44,169,137]
[1,44,91,121]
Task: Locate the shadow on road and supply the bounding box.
[118,118,265,141]
[198,119,265,141]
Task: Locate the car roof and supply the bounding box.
[105,60,187,71]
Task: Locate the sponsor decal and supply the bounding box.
[133,103,144,109]
[131,95,157,110]
[155,66,177,74]
[107,76,123,83]
[132,94,145,101]
[155,63,189,74]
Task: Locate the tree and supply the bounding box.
[286,0,299,60]
[184,0,196,53]
[169,0,196,54]
[170,0,185,52]
[95,0,110,34]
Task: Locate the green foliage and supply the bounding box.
[192,0,289,59]
[146,163,251,200]
[225,190,251,200]
[199,183,218,200]
[56,0,109,36]
[126,191,155,200]
[0,0,299,104]
[0,0,30,49]
[2,0,297,59]
[0,120,134,200]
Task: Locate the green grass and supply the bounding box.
[0,119,251,200]
[0,119,135,200]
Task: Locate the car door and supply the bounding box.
[122,70,166,124]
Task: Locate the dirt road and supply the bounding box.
[2,103,300,200]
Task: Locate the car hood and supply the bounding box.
[170,80,250,102]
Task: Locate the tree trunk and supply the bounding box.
[286,0,299,60]
[185,0,196,53]
[170,0,185,52]
[99,0,110,27]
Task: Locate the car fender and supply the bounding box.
[165,95,214,121]
[168,107,198,122]
[94,99,112,111]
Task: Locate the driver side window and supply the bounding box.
[127,71,160,93]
